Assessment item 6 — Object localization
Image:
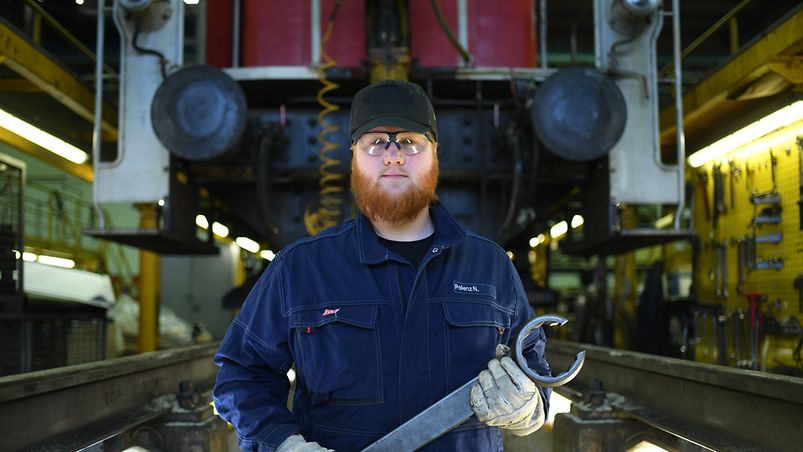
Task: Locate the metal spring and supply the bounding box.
[304,11,346,236]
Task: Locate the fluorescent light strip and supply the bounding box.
[235,236,260,253]
[547,216,583,242]
[260,249,276,261]
[687,101,803,168]
[655,213,674,229]
[37,255,76,269]
[212,221,229,238]
[0,108,89,164]
[198,214,268,254]
[18,251,76,269]
[550,221,568,238]
[195,214,209,229]
[529,233,547,248]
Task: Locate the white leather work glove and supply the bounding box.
[275,434,334,452]
[470,345,546,436]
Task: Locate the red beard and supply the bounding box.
[351,156,439,225]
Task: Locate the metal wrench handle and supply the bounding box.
[362,314,585,451]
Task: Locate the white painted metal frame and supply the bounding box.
[594,0,681,205]
[95,0,184,205]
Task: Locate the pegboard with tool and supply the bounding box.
[691,123,803,373]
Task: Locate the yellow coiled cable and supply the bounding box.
[304,15,345,236]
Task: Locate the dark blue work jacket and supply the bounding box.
[214,203,552,451]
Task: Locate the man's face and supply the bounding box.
[351,126,439,225]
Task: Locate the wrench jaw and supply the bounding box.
[522,351,586,387]
[513,315,586,388]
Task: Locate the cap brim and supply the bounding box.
[351,116,430,142]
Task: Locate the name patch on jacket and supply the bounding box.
[452,281,496,298]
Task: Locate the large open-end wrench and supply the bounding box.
[362,315,585,452]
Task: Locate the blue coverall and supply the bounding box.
[213,202,552,451]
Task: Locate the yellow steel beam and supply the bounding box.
[660,9,803,143]
[767,56,803,84]
[0,128,93,182]
[0,78,41,92]
[23,0,116,76]
[0,22,118,141]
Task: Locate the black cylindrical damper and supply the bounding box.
[531,67,626,162]
[152,64,247,161]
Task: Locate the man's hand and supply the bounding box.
[275,434,334,452]
[470,350,545,436]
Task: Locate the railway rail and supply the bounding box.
[0,343,221,451]
[2,340,802,451]
[547,340,803,451]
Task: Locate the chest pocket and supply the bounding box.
[442,301,513,390]
[290,304,383,406]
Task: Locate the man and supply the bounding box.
[213,80,552,451]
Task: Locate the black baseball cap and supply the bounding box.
[349,80,438,143]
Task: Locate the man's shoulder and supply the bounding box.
[277,219,357,258]
[459,231,508,257]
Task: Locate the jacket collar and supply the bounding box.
[356,202,468,264]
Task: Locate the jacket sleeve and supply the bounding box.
[507,259,553,416]
[213,256,299,451]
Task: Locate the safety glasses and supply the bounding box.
[354,131,433,156]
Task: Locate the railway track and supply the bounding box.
[3,340,802,451]
[547,340,803,451]
[0,343,220,451]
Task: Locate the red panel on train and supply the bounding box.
[205,0,234,67]
[208,1,531,68]
[410,0,536,67]
[242,1,311,66]
[236,0,364,67]
[321,0,365,67]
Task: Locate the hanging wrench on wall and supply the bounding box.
[796,136,803,230]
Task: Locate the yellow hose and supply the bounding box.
[304,19,345,235]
